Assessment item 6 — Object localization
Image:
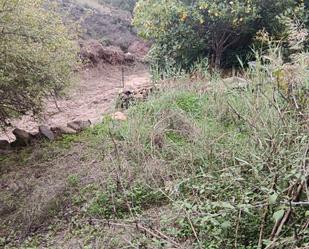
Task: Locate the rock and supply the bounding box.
[133,93,145,100]
[222,77,249,89]
[12,128,32,147]
[67,120,91,132]
[112,112,127,121]
[117,86,154,109]
[248,61,257,68]
[51,126,77,137]
[124,52,135,63]
[39,125,55,141]
[30,131,42,140]
[0,140,10,150]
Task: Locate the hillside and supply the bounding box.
[59,0,139,50]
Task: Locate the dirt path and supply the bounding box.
[0,63,151,141]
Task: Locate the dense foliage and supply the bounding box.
[0,0,77,126]
[133,0,307,69]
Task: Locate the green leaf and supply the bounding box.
[221,221,231,229]
[273,210,285,222]
[269,193,278,204]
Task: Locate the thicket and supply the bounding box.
[133,0,308,70]
[0,0,77,127]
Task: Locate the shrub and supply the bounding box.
[0,0,78,126]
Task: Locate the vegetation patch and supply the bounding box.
[87,184,167,219]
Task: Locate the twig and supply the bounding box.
[227,101,257,130]
[258,203,269,248]
[270,182,304,241]
[185,211,202,249]
[280,201,309,206]
[234,209,242,249]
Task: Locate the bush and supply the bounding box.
[0,0,78,126]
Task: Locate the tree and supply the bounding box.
[0,0,78,126]
[133,0,301,69]
[133,0,205,70]
[134,0,258,69]
[196,0,258,68]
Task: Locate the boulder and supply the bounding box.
[51,126,77,137]
[39,125,55,141]
[112,112,127,121]
[0,140,10,150]
[67,120,91,132]
[12,128,32,147]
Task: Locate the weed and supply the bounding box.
[67,175,80,187]
[87,184,167,219]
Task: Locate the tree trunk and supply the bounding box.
[214,48,223,70]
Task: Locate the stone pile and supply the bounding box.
[117,86,154,109]
[0,120,92,152]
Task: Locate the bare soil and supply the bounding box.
[0,63,150,141]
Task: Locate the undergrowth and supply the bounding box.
[2,29,309,249]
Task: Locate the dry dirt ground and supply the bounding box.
[0,63,151,141]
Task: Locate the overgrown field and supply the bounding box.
[1,52,309,248]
